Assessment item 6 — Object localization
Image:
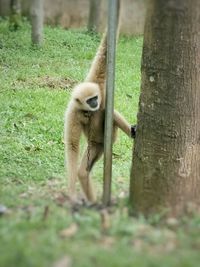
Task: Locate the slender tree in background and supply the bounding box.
[30,0,44,45]
[9,0,21,31]
[87,0,101,32]
[0,0,10,16]
[130,0,200,215]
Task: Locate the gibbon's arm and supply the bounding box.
[85,0,121,89]
[114,110,132,137]
[85,31,107,89]
[64,119,82,197]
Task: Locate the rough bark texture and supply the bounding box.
[130,0,200,215]
[87,0,101,32]
[30,0,44,45]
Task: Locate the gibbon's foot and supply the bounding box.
[68,194,85,207]
[131,124,137,139]
[69,195,98,212]
[68,192,96,206]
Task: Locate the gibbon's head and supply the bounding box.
[72,82,101,111]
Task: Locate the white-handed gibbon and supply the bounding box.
[64,7,136,203]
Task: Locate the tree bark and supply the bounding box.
[30,0,44,45]
[130,0,200,216]
[9,0,21,31]
[87,0,101,32]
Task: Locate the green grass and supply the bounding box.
[1,19,200,267]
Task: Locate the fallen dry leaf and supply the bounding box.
[42,205,50,221]
[185,202,199,215]
[19,192,28,198]
[100,209,111,232]
[132,238,144,251]
[54,192,70,207]
[166,217,179,229]
[59,223,78,238]
[99,236,115,248]
[135,223,154,237]
[118,191,126,199]
[53,256,72,267]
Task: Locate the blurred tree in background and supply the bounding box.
[30,0,44,45]
[0,0,9,15]
[0,0,147,36]
[9,0,21,30]
[87,0,101,33]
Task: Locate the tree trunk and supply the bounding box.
[0,0,10,16]
[30,0,43,45]
[130,0,200,216]
[9,0,21,31]
[87,0,101,32]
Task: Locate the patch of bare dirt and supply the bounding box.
[13,76,77,90]
[38,76,77,90]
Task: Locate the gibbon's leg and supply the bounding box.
[64,122,82,200]
[113,110,132,137]
[78,143,103,202]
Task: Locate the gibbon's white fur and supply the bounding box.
[64,3,134,202]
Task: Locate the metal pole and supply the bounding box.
[103,0,118,206]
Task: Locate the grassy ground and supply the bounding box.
[1,19,200,267]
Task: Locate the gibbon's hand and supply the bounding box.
[131,125,137,139]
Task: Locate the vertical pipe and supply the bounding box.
[102,0,118,206]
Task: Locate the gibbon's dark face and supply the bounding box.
[75,94,100,111]
[86,95,98,109]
